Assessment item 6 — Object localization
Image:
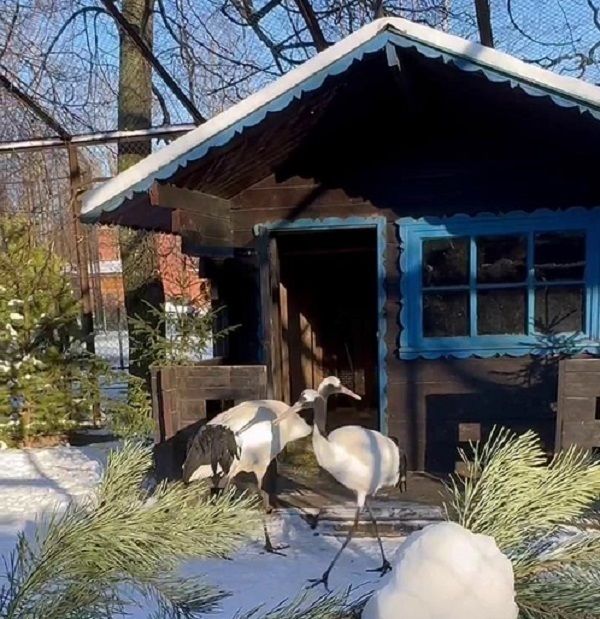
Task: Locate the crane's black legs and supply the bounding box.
[259,463,288,556]
[365,503,392,575]
[260,488,288,555]
[308,505,362,591]
[262,520,288,555]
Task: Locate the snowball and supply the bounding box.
[362,522,518,619]
[9,313,24,322]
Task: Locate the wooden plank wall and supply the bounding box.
[152,365,268,443]
[557,358,600,450]
[230,174,561,470]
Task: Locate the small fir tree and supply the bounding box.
[128,300,236,368]
[0,217,92,444]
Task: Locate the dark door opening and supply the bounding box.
[275,228,379,431]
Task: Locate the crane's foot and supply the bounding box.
[367,559,392,576]
[307,573,331,592]
[263,541,288,556]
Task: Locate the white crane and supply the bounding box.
[276,389,408,588]
[182,377,361,553]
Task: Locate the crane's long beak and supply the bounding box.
[340,386,362,400]
[273,400,304,426]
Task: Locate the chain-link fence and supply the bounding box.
[0,130,210,372]
[1,1,599,372]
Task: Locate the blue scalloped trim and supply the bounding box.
[399,344,600,360]
[85,28,600,221]
[254,216,389,434]
[390,33,600,119]
[84,35,393,220]
[396,206,600,360]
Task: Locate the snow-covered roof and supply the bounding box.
[82,17,600,222]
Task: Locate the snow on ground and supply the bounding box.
[0,443,110,561]
[0,442,401,617]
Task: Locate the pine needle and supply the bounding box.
[0,441,261,618]
[238,589,368,619]
[444,427,600,618]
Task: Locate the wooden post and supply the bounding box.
[279,282,291,403]
[67,144,100,426]
[269,237,283,401]
[555,359,566,452]
[67,144,95,353]
[300,312,313,389]
[474,0,494,48]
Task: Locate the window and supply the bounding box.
[398,210,600,359]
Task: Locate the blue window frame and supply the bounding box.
[398,209,600,359]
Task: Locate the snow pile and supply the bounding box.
[362,522,518,619]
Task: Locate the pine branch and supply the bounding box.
[239,589,369,619]
[445,427,600,618]
[0,442,261,618]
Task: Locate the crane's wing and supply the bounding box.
[208,400,288,434]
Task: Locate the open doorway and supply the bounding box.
[274,228,380,431]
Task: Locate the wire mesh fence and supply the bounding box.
[0,0,599,374]
[0,131,210,372]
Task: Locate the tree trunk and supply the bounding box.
[474,0,494,48]
[117,0,164,381]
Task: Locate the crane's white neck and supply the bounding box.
[312,393,328,438]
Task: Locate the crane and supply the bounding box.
[182,377,361,553]
[275,389,407,587]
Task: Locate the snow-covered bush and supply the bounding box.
[362,522,518,619]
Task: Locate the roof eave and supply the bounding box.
[81,17,600,224]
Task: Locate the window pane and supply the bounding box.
[423,291,469,337]
[534,232,585,282]
[476,235,527,284]
[477,289,526,335]
[423,238,469,287]
[535,285,584,334]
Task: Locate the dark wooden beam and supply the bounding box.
[149,183,233,247]
[149,182,232,214]
[171,209,233,247]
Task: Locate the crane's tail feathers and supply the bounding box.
[182,424,240,485]
[390,436,408,493]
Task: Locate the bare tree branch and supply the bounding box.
[293,0,328,51]
[0,70,71,140]
[0,1,20,61]
[474,0,494,47]
[100,0,205,123]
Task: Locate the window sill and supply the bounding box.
[399,338,600,360]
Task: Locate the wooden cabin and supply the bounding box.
[82,18,600,475]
